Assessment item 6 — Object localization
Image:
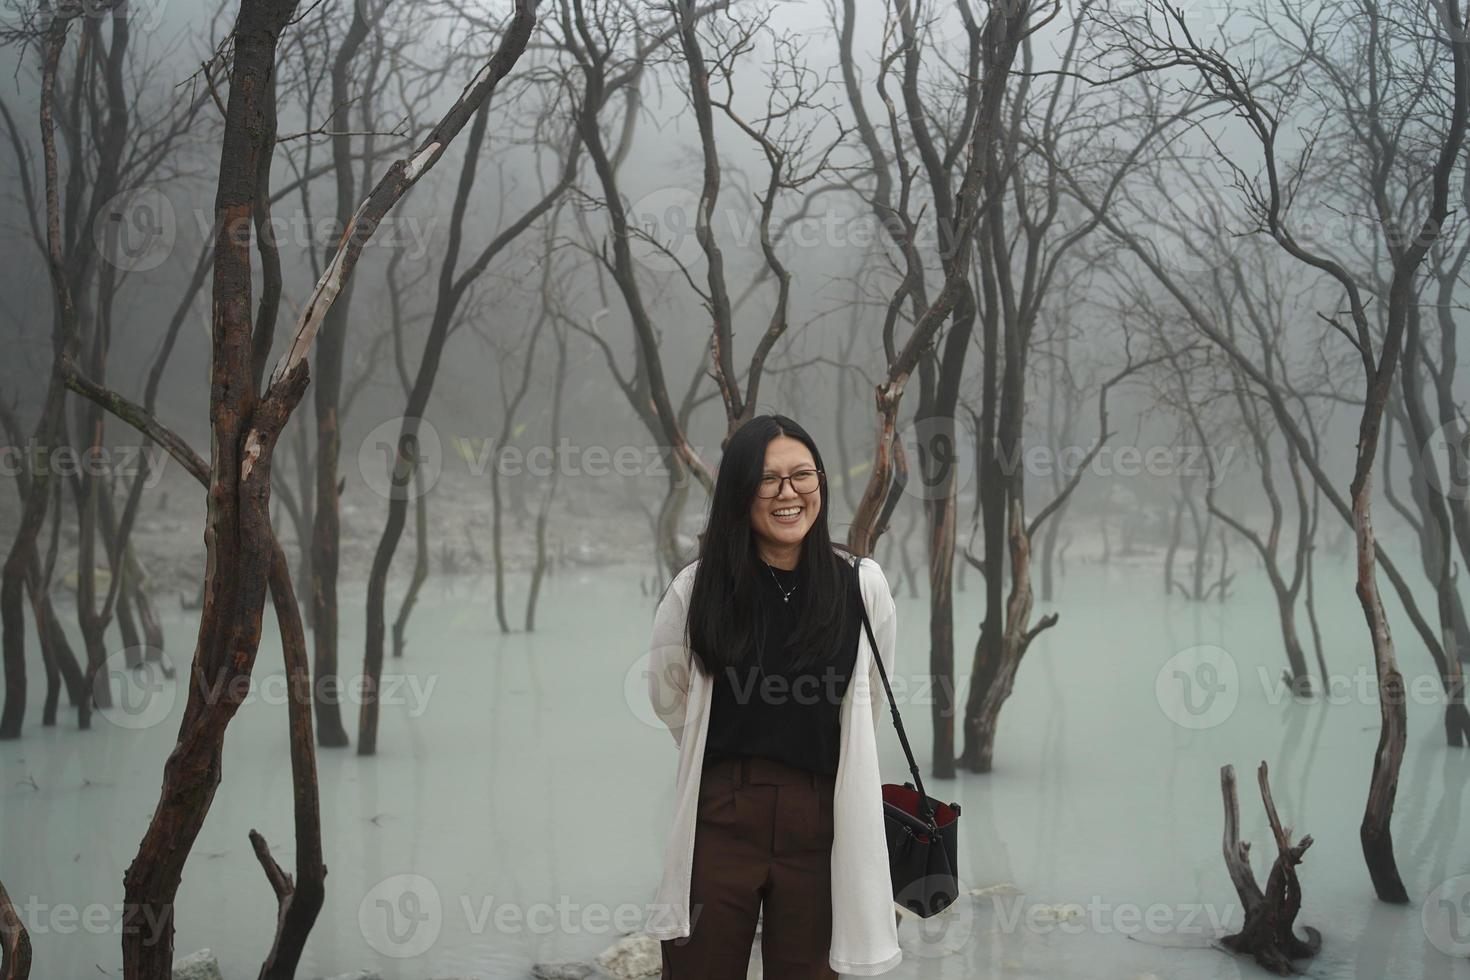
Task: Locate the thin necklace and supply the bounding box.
[763,560,797,603]
[756,561,795,679]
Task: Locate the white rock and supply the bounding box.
[968,882,1021,897]
[1030,902,1084,923]
[595,932,662,978]
[531,963,596,980]
[172,949,223,980]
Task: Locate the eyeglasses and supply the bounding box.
[756,468,823,498]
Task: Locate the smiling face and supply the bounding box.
[748,435,822,569]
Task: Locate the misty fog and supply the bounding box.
[1,0,1468,978]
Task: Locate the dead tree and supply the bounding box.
[1162,469,1221,601]
[59,393,328,978]
[962,345,1164,770]
[67,15,210,719]
[1036,279,1088,603]
[0,0,212,736]
[828,0,1038,776]
[0,6,94,740]
[1218,762,1322,975]
[303,0,377,748]
[249,536,323,980]
[526,234,573,631]
[384,251,436,660]
[287,0,394,748]
[1089,0,1470,901]
[0,393,85,725]
[677,1,831,439]
[1424,211,1470,586]
[1149,277,1318,689]
[479,272,548,634]
[833,0,987,779]
[559,0,832,574]
[557,0,723,577]
[356,46,578,755]
[38,0,546,972]
[1056,167,1470,751]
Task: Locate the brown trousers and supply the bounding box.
[661,754,840,980]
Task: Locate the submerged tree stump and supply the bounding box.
[1219,762,1322,975]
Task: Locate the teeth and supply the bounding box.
[773,507,801,517]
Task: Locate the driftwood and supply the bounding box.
[1219,763,1321,974]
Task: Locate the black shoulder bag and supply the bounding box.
[851,557,962,918]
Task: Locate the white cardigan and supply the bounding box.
[641,549,903,975]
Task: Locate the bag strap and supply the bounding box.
[852,556,938,830]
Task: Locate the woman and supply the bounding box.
[643,414,902,977]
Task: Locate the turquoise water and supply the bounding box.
[2,555,1468,979]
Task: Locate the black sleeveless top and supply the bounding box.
[702,556,862,776]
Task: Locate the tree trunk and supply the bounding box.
[253,543,325,979]
[391,465,430,658]
[1218,762,1321,974]
[308,2,373,749]
[1353,359,1412,901]
[923,470,958,779]
[1273,589,1311,697]
[118,2,307,973]
[526,298,569,631]
[963,500,1057,772]
[0,5,88,740]
[0,877,31,980]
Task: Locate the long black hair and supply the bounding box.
[678,414,855,675]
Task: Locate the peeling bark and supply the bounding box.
[0,877,31,980]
